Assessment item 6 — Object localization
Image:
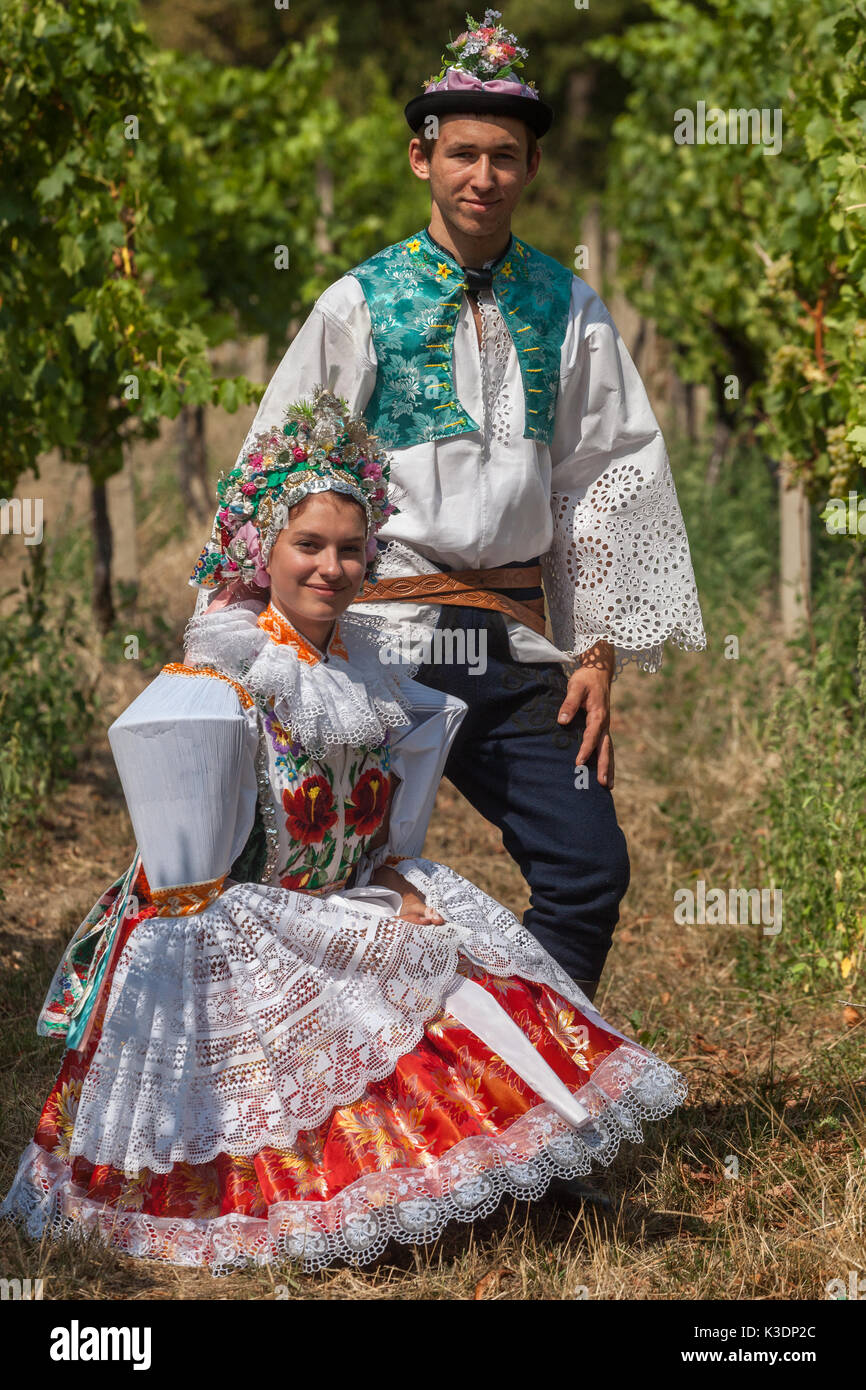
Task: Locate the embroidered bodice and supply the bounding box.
[105,602,467,914]
[347,227,573,448]
[245,607,394,893]
[170,603,406,899]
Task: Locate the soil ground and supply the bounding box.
[1,419,863,1301]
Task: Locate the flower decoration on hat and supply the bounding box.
[189,386,397,593]
[430,10,529,85]
[406,10,553,137]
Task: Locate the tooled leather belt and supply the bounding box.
[352,564,547,635]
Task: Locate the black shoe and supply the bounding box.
[547,1174,613,1212]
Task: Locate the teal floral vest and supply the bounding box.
[348,227,573,449]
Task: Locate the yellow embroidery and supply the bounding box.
[257,606,320,664]
[152,875,227,916]
[162,663,254,709]
[289,873,353,898]
[329,626,349,661]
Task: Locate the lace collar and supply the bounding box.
[256,603,349,665]
[184,601,413,758]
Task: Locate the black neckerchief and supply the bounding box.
[426,228,513,296]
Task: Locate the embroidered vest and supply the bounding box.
[348,227,573,449]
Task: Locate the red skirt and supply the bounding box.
[5,893,686,1272]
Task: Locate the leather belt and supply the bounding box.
[352,565,547,635]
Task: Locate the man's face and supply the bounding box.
[409,114,540,242]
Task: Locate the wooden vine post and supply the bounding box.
[779,472,811,641]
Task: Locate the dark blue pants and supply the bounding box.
[414,605,630,987]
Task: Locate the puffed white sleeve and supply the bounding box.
[107,669,260,912]
[541,282,707,678]
[231,278,378,466]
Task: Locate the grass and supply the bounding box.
[0,430,864,1299]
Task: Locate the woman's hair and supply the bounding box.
[287,490,368,532]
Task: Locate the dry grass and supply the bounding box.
[1,423,864,1300]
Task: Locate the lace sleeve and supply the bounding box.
[543,303,707,678]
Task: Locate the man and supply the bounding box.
[201,12,706,1005]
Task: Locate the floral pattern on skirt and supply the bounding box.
[33,948,615,1222]
[6,890,687,1272]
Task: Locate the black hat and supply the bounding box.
[405,10,554,140]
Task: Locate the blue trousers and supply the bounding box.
[414,604,630,987]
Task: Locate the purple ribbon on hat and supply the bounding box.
[425,67,539,101]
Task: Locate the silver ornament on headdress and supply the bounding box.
[189,386,396,594]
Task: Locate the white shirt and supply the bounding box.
[210,259,706,678]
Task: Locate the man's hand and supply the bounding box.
[556,640,616,789]
[370,866,445,925]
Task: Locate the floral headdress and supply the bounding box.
[189,386,396,593]
[404,10,553,138]
[429,10,530,86]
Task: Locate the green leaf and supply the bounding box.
[59,235,86,276]
[35,160,75,203]
[217,378,239,411]
[67,311,95,350]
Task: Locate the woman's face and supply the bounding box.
[265,491,367,645]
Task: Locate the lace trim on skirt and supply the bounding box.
[42,862,649,1177]
[64,882,466,1174]
[1,1047,687,1274]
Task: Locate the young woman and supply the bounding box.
[2,388,686,1274]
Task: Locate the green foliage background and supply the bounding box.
[1,0,864,991]
[591,0,866,503]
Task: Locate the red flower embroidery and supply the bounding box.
[280,868,314,891]
[345,769,390,836]
[282,776,337,844]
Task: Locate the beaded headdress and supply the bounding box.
[405,10,554,138]
[189,386,396,593]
